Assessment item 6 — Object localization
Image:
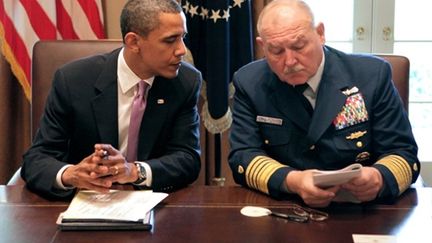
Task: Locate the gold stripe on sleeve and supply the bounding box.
[375,155,412,195]
[248,157,269,190]
[246,155,288,194]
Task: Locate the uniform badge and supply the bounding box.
[256,115,283,125]
[346,131,367,140]
[355,152,370,162]
[333,92,369,130]
[342,86,359,96]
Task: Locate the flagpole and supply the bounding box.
[212,133,225,186]
[214,133,221,178]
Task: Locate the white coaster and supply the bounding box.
[240,206,271,217]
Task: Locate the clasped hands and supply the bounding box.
[61,144,139,193]
[286,167,383,208]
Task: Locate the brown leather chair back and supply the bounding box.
[8,40,122,186]
[375,54,410,111]
[31,40,123,138]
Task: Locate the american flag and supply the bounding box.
[182,0,254,134]
[0,0,105,100]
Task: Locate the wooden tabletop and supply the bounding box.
[1,185,431,243]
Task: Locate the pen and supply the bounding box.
[97,150,112,178]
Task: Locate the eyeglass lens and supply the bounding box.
[293,206,329,221]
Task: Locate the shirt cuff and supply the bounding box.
[55,164,75,190]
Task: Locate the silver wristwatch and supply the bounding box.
[134,162,147,184]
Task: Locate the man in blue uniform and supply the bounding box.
[229,0,420,207]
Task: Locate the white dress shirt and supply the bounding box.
[303,53,325,108]
[117,48,154,187]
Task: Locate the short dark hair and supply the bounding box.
[120,0,182,39]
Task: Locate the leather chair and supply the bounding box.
[7,40,123,186]
[375,54,410,112]
[31,40,124,138]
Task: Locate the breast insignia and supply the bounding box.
[346,131,367,140]
[355,151,370,162]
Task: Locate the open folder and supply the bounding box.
[56,190,168,231]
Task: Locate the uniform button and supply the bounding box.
[264,139,269,145]
[356,141,363,148]
[413,163,418,171]
[238,165,244,174]
[309,145,315,150]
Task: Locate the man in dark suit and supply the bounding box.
[21,0,202,199]
[229,0,420,207]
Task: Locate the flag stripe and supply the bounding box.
[56,0,79,39]
[0,4,30,97]
[3,0,37,58]
[0,2,31,96]
[0,0,105,100]
[60,0,103,39]
[38,0,56,21]
[78,0,105,39]
[19,0,57,39]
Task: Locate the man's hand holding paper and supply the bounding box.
[312,163,383,203]
[286,170,340,208]
[310,163,362,203]
[341,166,384,202]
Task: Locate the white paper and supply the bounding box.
[352,234,397,243]
[313,163,362,188]
[313,163,363,203]
[61,190,168,222]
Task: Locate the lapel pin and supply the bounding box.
[157,99,165,104]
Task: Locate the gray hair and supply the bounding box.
[120,0,182,39]
[257,0,315,35]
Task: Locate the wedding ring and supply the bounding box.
[113,166,119,176]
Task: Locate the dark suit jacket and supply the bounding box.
[229,46,420,201]
[22,48,202,199]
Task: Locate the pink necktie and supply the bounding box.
[126,80,148,162]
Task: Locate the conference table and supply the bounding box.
[0,185,431,243]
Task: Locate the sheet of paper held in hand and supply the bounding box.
[313,163,363,203]
[61,190,168,222]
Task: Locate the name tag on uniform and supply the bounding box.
[256,115,283,125]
